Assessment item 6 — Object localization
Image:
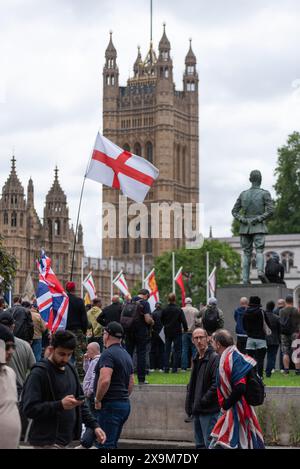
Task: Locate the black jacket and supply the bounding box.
[265,310,281,346]
[66,293,88,334]
[97,302,122,327]
[161,303,188,337]
[243,305,271,340]
[21,359,98,446]
[185,346,220,416]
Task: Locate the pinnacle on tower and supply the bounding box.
[105,31,117,58]
[159,23,171,52]
[185,38,196,65]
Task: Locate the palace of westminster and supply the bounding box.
[0,26,199,304]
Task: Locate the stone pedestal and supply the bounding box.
[217,283,293,337]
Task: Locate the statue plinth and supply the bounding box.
[218,283,292,338]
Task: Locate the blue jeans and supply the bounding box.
[31,339,42,362]
[95,400,131,449]
[194,412,219,448]
[81,397,97,448]
[181,333,196,370]
[164,335,182,372]
[266,344,279,376]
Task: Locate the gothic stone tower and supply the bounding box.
[102,25,199,265]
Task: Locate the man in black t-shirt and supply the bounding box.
[94,322,134,449]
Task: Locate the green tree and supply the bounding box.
[231,217,240,236]
[268,131,300,234]
[154,239,241,307]
[0,235,17,294]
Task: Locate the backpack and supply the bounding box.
[280,314,294,335]
[202,306,220,332]
[11,306,34,342]
[244,367,265,406]
[120,299,143,332]
[265,259,280,278]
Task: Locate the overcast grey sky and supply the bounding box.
[1,0,300,257]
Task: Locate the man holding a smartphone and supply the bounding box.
[21,330,106,448]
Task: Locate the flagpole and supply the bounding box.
[9,280,12,308]
[172,251,175,293]
[70,147,95,281]
[110,256,113,299]
[142,254,145,288]
[206,251,209,304]
[81,257,84,298]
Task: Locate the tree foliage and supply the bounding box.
[0,235,17,293]
[154,239,241,307]
[231,217,240,236]
[268,132,300,234]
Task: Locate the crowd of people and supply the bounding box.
[0,282,300,450]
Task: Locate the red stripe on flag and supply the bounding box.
[92,149,155,188]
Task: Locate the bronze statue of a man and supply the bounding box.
[232,170,274,284]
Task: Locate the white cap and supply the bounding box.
[185,297,192,304]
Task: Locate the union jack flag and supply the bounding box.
[36,251,69,333]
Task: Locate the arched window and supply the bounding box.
[20,213,23,227]
[11,212,17,227]
[106,75,110,85]
[54,220,60,236]
[177,144,181,182]
[281,251,294,273]
[123,143,131,152]
[123,239,129,254]
[111,75,115,86]
[182,147,186,185]
[134,142,142,156]
[3,212,8,224]
[146,142,153,163]
[164,69,169,78]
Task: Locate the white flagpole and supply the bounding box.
[206,251,209,304]
[172,251,175,293]
[81,257,84,298]
[142,254,145,288]
[9,281,12,308]
[110,256,113,299]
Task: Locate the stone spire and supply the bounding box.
[2,155,25,196]
[185,38,196,65]
[27,177,34,208]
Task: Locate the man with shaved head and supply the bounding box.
[185,328,220,449]
[234,297,248,353]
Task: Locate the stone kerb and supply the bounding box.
[122,385,300,446]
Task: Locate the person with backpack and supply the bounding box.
[264,301,281,377]
[9,296,34,343]
[97,296,122,327]
[242,296,272,378]
[161,293,188,373]
[210,329,265,449]
[265,253,285,284]
[202,298,224,336]
[279,295,300,375]
[122,289,154,384]
[20,330,106,448]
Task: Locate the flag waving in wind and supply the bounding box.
[174,266,186,307]
[144,268,159,313]
[36,251,69,333]
[82,271,96,301]
[113,270,130,296]
[208,266,217,298]
[86,133,159,203]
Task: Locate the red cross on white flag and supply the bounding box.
[113,270,130,296]
[86,133,159,203]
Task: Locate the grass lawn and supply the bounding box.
[135,370,300,386]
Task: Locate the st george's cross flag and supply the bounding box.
[86,133,159,203]
[208,266,217,298]
[174,266,186,307]
[144,268,159,313]
[113,270,130,296]
[82,271,96,301]
[36,251,69,333]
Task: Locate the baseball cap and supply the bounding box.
[0,311,15,327]
[105,321,124,339]
[208,297,217,305]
